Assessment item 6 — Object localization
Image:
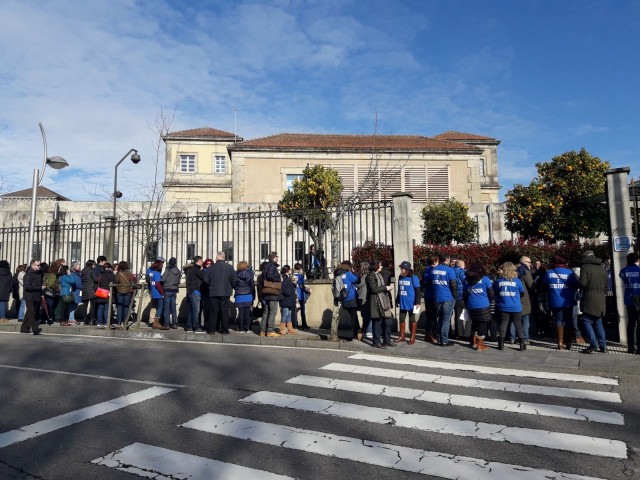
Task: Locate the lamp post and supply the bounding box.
[27,122,69,262]
[105,149,141,262]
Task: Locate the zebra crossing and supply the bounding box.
[93,352,626,479]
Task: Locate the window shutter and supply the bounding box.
[427,165,449,202]
[404,166,427,202]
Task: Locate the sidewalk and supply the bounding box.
[1,319,637,375]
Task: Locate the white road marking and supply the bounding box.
[0,364,184,388]
[322,363,621,403]
[348,352,618,385]
[93,442,294,479]
[241,391,627,459]
[0,386,175,449]
[286,375,624,425]
[182,413,606,480]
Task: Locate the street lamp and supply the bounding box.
[112,149,141,218]
[105,149,141,262]
[27,122,69,262]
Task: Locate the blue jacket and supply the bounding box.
[421,266,433,300]
[234,269,255,307]
[340,271,358,304]
[295,272,309,301]
[452,266,466,301]
[543,266,579,308]
[59,274,75,296]
[464,276,493,310]
[72,271,83,303]
[397,274,420,310]
[620,265,640,307]
[494,277,524,312]
[431,264,458,302]
[280,274,297,309]
[147,269,163,299]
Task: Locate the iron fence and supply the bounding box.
[0,201,393,278]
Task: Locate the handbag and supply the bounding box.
[95,287,110,299]
[262,280,282,295]
[43,287,56,298]
[62,293,75,304]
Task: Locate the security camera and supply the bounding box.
[131,153,141,164]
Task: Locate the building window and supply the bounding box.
[479,158,485,176]
[180,155,196,173]
[260,242,270,260]
[145,241,158,262]
[286,173,304,191]
[294,241,305,262]
[69,242,81,263]
[186,243,196,261]
[214,155,226,174]
[222,241,234,262]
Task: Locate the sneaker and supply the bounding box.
[365,332,373,339]
[599,346,607,353]
[195,330,205,334]
[582,345,598,354]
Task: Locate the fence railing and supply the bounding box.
[0,201,393,278]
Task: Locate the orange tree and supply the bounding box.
[278,165,343,270]
[505,148,609,242]
[420,198,477,245]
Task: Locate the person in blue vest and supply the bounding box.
[421,255,438,343]
[431,254,458,346]
[620,253,640,354]
[395,261,421,345]
[463,261,494,351]
[494,261,526,351]
[543,255,579,350]
[293,263,312,329]
[452,259,467,339]
[335,261,360,340]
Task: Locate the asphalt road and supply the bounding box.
[0,332,638,479]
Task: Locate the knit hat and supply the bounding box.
[168,257,177,268]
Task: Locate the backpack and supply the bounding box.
[332,274,349,301]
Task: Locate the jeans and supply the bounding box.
[499,311,523,340]
[117,292,132,325]
[358,299,372,334]
[281,307,292,325]
[582,313,606,348]
[509,314,530,342]
[151,298,164,321]
[572,306,584,339]
[69,302,78,322]
[435,299,455,344]
[188,293,202,331]
[262,300,279,333]
[627,305,640,350]
[552,306,573,327]
[0,300,6,319]
[372,318,383,346]
[96,302,108,326]
[163,291,177,326]
[18,299,25,320]
[237,306,251,331]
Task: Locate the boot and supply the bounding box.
[152,317,162,329]
[431,330,439,344]
[396,322,406,342]
[470,334,477,348]
[556,325,565,350]
[476,337,489,351]
[407,323,417,345]
[280,323,288,335]
[498,336,504,351]
[287,322,298,334]
[564,327,572,351]
[519,338,526,351]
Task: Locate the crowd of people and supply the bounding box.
[0,247,638,354]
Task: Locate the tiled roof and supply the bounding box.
[230,133,481,153]
[1,186,70,201]
[163,127,238,139]
[433,131,500,144]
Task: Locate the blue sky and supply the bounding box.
[0,0,638,202]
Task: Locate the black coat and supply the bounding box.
[579,256,609,317]
[96,270,116,304]
[23,268,43,302]
[0,267,12,302]
[204,260,238,297]
[280,274,296,309]
[80,265,97,300]
[262,260,282,301]
[185,264,205,295]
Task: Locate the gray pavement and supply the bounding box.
[1,318,637,375]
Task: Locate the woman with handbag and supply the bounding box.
[147,259,167,330]
[42,264,61,325]
[58,265,75,326]
[260,252,282,337]
[365,260,394,349]
[96,263,116,328]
